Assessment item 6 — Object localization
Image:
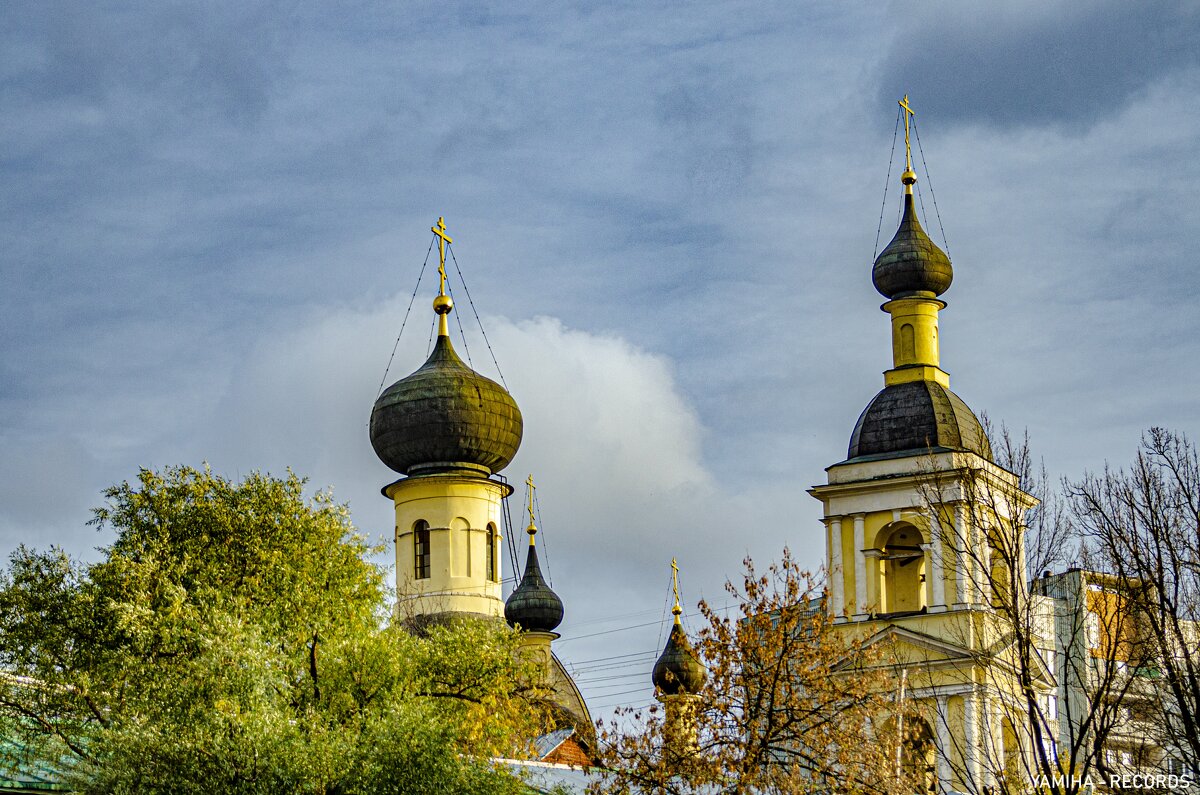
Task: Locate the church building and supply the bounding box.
[367,220,593,755]
[359,101,1063,791]
[809,101,1056,792]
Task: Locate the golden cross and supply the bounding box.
[525,474,537,540]
[898,95,916,174]
[671,557,682,623]
[431,217,453,297]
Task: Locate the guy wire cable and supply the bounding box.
[912,117,951,260]
[449,243,509,391]
[446,276,474,368]
[532,485,552,587]
[500,474,521,578]
[873,106,902,261]
[375,237,434,398]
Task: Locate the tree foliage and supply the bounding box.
[593,551,908,795]
[0,465,543,794]
[1069,428,1200,775]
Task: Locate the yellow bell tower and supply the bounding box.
[369,218,523,620]
[809,100,1049,794]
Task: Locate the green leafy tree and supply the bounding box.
[0,465,544,794]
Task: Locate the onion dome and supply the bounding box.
[505,542,564,632]
[652,622,706,696]
[872,191,953,299]
[848,380,992,461]
[370,331,522,476]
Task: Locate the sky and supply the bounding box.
[3,0,1199,721]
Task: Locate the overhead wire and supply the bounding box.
[570,648,659,666]
[557,601,738,644]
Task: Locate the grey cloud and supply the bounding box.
[878,0,1200,131]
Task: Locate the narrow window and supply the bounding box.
[414,520,431,580]
[487,523,498,582]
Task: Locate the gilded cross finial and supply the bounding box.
[898,95,917,195]
[671,557,682,625]
[430,217,454,335]
[525,474,537,544]
[432,217,453,297]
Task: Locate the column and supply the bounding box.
[853,513,867,618]
[829,517,845,620]
[935,696,952,795]
[929,509,946,611]
[953,504,969,609]
[963,688,980,791]
[921,542,935,608]
[978,540,992,607]
[992,694,1005,789]
[982,689,996,791]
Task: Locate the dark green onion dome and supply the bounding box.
[370,334,523,476]
[652,623,706,696]
[872,192,953,299]
[505,543,564,632]
[848,380,992,461]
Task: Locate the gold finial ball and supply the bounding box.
[901,169,917,186]
[433,294,454,315]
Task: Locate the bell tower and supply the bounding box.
[808,99,1044,794]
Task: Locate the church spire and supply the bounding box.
[871,95,954,388]
[652,560,705,696]
[844,98,991,462]
[505,475,564,633]
[369,220,523,620]
[652,558,706,761]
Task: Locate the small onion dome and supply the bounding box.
[652,623,706,696]
[370,334,523,476]
[505,543,564,632]
[848,380,992,461]
[872,192,953,299]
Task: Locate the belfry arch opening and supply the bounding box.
[878,523,926,615]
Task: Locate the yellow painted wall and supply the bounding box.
[387,473,510,618]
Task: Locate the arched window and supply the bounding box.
[413,520,431,580]
[486,523,498,583]
[900,323,916,361]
